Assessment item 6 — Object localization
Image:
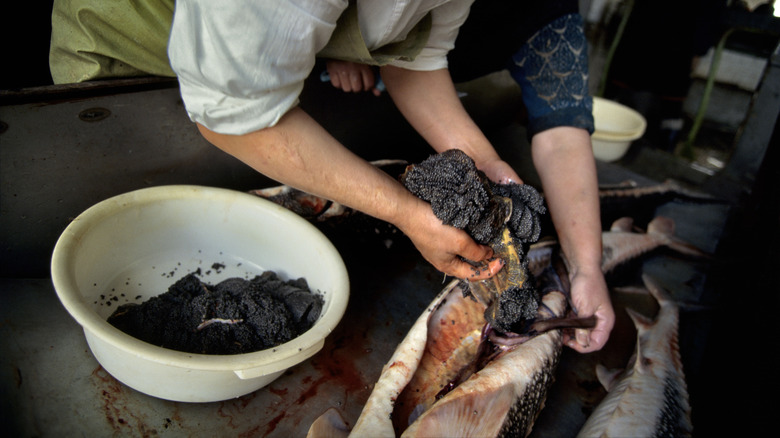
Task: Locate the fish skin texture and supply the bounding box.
[576,275,692,438]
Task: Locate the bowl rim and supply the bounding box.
[591,96,647,140]
[51,185,349,372]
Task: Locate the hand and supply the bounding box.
[396,198,503,281]
[326,60,382,96]
[562,266,614,353]
[477,158,523,185]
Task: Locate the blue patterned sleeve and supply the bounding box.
[507,13,594,139]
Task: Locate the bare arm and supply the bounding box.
[531,126,614,352]
[196,107,500,280]
[380,66,520,184]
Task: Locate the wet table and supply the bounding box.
[1,163,727,436]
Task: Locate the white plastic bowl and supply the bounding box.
[591,97,647,162]
[51,185,349,402]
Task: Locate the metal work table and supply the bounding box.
[0,199,721,437]
[0,76,757,436]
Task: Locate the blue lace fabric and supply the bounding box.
[508,14,594,139]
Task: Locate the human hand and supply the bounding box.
[397,198,504,281]
[325,60,382,96]
[562,266,614,353]
[477,158,523,185]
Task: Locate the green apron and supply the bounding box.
[317,0,431,66]
[49,0,431,84]
[49,0,177,84]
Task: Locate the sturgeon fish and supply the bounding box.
[577,274,693,437]
[307,245,570,438]
[597,179,725,228]
[249,174,705,437]
[305,217,706,438]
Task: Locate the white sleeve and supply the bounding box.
[388,0,474,71]
[168,0,348,135]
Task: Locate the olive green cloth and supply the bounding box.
[49,0,176,84]
[49,0,430,84]
[317,0,432,66]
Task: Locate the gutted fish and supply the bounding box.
[251,156,704,438]
[306,216,706,438]
[307,246,570,438]
[577,274,693,437]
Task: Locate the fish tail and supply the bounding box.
[307,407,351,438]
[609,217,634,232]
[648,216,710,259]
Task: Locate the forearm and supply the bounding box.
[196,107,420,229]
[197,106,499,280]
[531,126,602,273]
[379,66,500,169]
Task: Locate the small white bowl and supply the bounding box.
[591,97,647,162]
[51,185,349,402]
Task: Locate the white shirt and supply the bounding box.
[168,0,473,135]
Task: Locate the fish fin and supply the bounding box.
[647,216,675,237]
[610,217,634,232]
[626,307,655,374]
[647,217,711,258]
[626,307,654,334]
[307,408,351,438]
[402,386,514,438]
[595,364,624,391]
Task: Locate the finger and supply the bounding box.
[499,176,523,185]
[330,73,343,89]
[458,242,494,265]
[466,258,505,281]
[575,328,591,349]
[349,73,362,92]
[446,259,487,280]
[564,333,589,353]
[447,257,504,281]
[588,329,610,351]
[338,71,353,92]
[360,69,375,92]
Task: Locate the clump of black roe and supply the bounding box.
[107,271,323,355]
[400,149,546,253]
[400,149,548,333]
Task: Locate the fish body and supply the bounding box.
[307,278,567,438]
[577,274,692,438]
[306,217,704,438]
[307,242,570,438]
[252,172,703,438]
[399,289,566,438]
